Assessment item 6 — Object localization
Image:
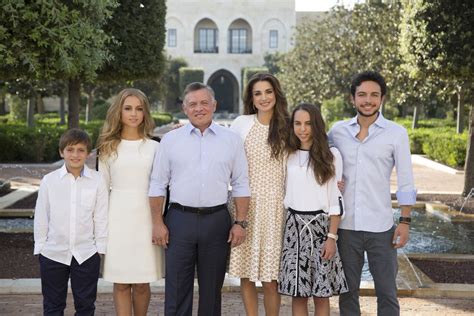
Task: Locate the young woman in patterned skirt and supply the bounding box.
[278,103,348,316]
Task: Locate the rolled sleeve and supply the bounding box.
[394,130,417,206]
[230,137,250,197]
[328,177,345,219]
[148,139,170,197]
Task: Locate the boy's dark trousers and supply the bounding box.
[39,253,100,316]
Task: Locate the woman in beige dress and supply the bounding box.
[97,88,164,316]
[229,73,290,315]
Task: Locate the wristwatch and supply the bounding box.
[399,216,412,224]
[327,233,338,241]
[234,220,248,229]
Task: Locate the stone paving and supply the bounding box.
[1,293,473,315]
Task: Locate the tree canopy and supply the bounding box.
[278,2,414,117]
[0,0,117,128]
[99,0,167,82]
[399,0,474,195]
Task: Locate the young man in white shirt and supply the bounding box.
[34,128,108,315]
[328,71,416,316]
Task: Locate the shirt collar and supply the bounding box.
[59,164,69,178]
[185,121,219,135]
[349,112,387,129]
[59,163,91,178]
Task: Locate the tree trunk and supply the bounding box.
[85,87,95,124]
[36,94,44,114]
[26,96,36,128]
[463,105,474,197]
[59,94,66,125]
[412,104,419,129]
[0,91,6,115]
[68,78,81,129]
[456,85,464,134]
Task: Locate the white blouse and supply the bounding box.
[284,147,345,217]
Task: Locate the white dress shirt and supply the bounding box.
[284,147,344,217]
[328,114,417,232]
[34,164,108,265]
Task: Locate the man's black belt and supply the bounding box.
[170,203,227,215]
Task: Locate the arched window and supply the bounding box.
[194,18,219,53]
[228,19,252,54]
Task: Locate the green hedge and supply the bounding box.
[152,112,173,127]
[0,121,103,163]
[178,67,204,95]
[421,132,467,168]
[0,112,173,163]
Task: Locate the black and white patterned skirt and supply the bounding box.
[278,209,348,297]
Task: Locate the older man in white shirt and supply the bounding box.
[328,71,416,316]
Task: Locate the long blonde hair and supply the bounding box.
[97,88,155,160]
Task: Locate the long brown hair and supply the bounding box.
[243,73,290,159]
[97,88,155,160]
[288,103,335,185]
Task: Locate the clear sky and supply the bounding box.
[295,0,363,12]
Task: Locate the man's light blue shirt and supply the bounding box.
[328,113,417,232]
[148,122,250,207]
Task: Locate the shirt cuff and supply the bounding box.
[148,187,167,197]
[33,244,43,255]
[230,187,251,198]
[96,242,107,254]
[396,189,417,206]
[328,205,345,219]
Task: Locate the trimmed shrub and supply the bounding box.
[0,120,103,163]
[152,112,173,127]
[241,67,269,92]
[178,67,204,95]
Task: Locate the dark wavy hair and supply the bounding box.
[288,103,335,185]
[350,71,387,97]
[243,73,290,159]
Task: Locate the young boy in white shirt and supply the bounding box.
[34,128,108,315]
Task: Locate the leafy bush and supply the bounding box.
[421,132,467,167]
[152,112,173,127]
[0,120,103,163]
[91,99,110,120]
[321,97,351,124]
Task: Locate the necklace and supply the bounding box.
[298,150,309,168]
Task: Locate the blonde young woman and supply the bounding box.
[229,73,290,315]
[97,88,164,316]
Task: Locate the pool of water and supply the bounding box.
[359,208,474,281]
[394,208,474,254]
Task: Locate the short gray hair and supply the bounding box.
[183,82,215,104]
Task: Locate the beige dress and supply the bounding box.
[101,139,164,283]
[229,119,286,282]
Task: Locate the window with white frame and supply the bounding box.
[198,28,218,53]
[269,30,278,48]
[168,29,177,47]
[229,29,249,53]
